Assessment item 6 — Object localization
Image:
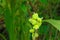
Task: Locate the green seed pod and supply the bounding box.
[38,23,42,27]
[35,33,39,37]
[29,18,37,25]
[33,25,39,29]
[29,29,34,33]
[37,17,42,23]
[29,18,32,22]
[32,33,35,37]
[32,13,38,20]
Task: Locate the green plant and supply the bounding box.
[29,12,60,40]
[0,0,60,40]
[29,13,43,40]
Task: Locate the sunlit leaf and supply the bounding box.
[44,19,60,31]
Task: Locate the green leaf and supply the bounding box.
[44,19,60,31]
[39,0,48,5]
[20,3,27,13]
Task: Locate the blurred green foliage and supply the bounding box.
[0,0,60,40]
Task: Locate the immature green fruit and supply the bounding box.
[37,23,42,27]
[32,33,39,38]
[32,13,38,20]
[29,18,37,25]
[35,33,39,37]
[33,25,39,29]
[29,29,34,33]
[37,17,42,23]
[32,33,35,37]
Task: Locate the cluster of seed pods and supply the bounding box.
[29,13,43,40]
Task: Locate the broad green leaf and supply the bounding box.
[44,19,60,31]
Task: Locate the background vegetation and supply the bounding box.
[0,0,60,40]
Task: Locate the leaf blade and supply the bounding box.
[44,19,60,31]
